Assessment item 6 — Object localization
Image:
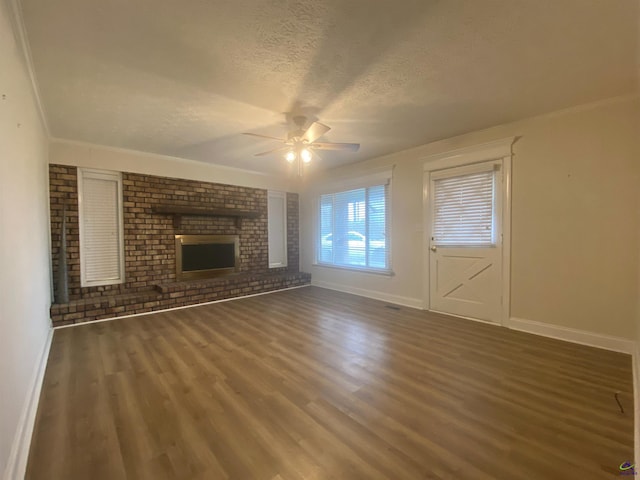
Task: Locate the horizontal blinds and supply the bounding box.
[267,192,287,267]
[318,184,387,270]
[335,188,366,264]
[80,171,123,285]
[432,170,495,246]
[319,195,334,264]
[367,185,387,269]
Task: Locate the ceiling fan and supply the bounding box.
[242,115,359,174]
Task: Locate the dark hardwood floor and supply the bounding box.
[27,286,634,479]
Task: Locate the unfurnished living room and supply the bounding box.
[1,0,640,479]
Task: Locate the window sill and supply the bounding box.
[312,263,394,276]
[80,278,125,288]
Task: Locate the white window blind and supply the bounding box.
[267,191,287,268]
[318,184,388,271]
[78,169,124,286]
[432,170,496,246]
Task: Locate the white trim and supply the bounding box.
[429,160,498,180]
[422,171,429,310]
[312,195,320,264]
[421,137,517,170]
[312,262,394,276]
[342,95,637,172]
[430,160,501,247]
[77,168,125,287]
[634,342,639,466]
[312,165,394,194]
[267,190,288,268]
[506,317,636,354]
[423,137,516,326]
[429,309,502,327]
[517,93,639,124]
[501,154,513,328]
[5,0,50,136]
[315,178,392,273]
[3,327,53,480]
[312,280,422,309]
[51,137,285,178]
[54,285,311,329]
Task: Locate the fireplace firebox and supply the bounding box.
[175,235,239,280]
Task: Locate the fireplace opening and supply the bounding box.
[175,235,239,280]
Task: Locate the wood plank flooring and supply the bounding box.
[27,286,634,479]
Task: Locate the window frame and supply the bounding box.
[421,136,516,322]
[267,190,288,268]
[314,171,393,276]
[77,168,125,287]
[430,161,500,248]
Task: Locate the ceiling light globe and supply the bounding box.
[285,150,296,163]
[301,148,312,163]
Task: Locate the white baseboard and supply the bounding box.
[508,319,638,462]
[634,343,639,465]
[3,327,53,480]
[311,280,423,310]
[506,317,635,354]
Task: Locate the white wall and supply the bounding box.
[636,169,640,469]
[301,96,640,340]
[50,140,300,193]
[0,1,53,478]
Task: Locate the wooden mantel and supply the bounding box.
[151,205,261,228]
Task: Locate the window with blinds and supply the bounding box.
[78,169,125,287]
[432,169,496,246]
[267,191,288,268]
[318,184,388,271]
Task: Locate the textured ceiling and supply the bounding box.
[21,0,639,174]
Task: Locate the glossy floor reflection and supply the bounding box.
[27,286,634,480]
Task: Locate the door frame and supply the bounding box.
[422,137,517,326]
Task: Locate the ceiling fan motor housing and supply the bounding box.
[243,115,359,157]
[292,115,307,128]
[287,131,303,143]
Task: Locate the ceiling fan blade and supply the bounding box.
[302,122,331,143]
[254,146,289,157]
[242,132,285,142]
[312,142,360,152]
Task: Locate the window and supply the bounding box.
[431,165,497,246]
[78,168,125,287]
[318,183,389,272]
[267,191,287,268]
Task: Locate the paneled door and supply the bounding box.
[428,160,503,323]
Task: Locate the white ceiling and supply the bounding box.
[21,0,639,174]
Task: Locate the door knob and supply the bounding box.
[430,246,437,252]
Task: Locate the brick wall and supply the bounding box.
[49,164,308,324]
[286,192,300,272]
[49,165,80,301]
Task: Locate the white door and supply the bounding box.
[428,161,503,323]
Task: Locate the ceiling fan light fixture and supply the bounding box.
[300,148,312,163]
[244,116,359,176]
[285,150,296,163]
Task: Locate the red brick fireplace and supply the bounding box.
[48,164,310,326]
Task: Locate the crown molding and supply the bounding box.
[5,0,50,136]
[50,137,281,178]
[421,136,517,169]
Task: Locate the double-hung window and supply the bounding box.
[317,172,391,273]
